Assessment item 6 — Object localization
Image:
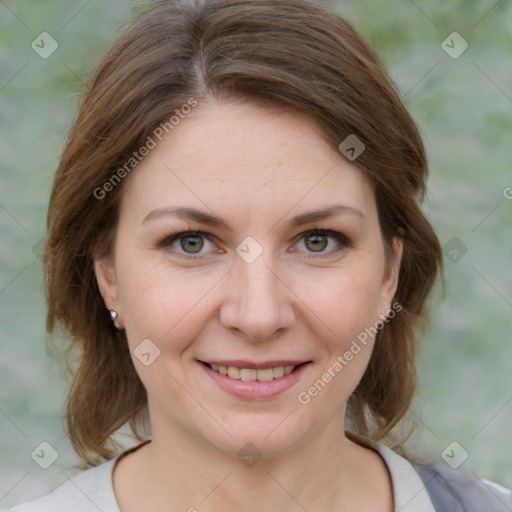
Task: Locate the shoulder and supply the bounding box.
[411,459,512,512]
[4,458,119,512]
[347,432,511,512]
[348,434,437,511]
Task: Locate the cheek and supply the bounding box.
[116,254,222,348]
[298,264,382,345]
[293,268,383,410]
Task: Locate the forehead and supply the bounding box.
[120,101,376,222]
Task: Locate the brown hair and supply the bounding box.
[45,0,443,466]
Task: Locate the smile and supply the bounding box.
[198,360,312,399]
[205,363,296,381]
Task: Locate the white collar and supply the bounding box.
[348,434,436,512]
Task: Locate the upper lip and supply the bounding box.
[198,359,310,369]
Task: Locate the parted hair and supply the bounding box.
[44,0,443,466]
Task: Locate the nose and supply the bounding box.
[219,252,295,341]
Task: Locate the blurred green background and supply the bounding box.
[1,0,511,507]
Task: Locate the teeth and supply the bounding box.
[273,366,285,378]
[227,367,241,379]
[209,364,298,381]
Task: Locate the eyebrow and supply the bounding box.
[142,204,367,229]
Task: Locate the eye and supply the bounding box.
[159,231,218,259]
[158,228,351,260]
[294,229,351,257]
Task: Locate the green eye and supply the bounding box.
[158,230,214,259]
[179,234,204,253]
[296,229,351,256]
[304,233,328,252]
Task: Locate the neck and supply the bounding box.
[118,408,391,512]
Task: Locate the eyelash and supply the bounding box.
[157,228,352,261]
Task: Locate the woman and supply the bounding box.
[7,0,510,510]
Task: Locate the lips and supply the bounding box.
[197,359,312,399]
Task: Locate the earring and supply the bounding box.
[109,309,120,329]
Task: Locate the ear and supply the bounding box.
[379,236,403,317]
[94,255,120,316]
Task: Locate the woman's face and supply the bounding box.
[95,100,402,459]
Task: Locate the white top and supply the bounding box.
[4,437,473,512]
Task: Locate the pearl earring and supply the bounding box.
[109,309,120,329]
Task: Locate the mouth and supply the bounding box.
[196,359,313,400]
[199,361,310,382]
[197,359,312,399]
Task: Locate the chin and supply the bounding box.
[193,412,319,463]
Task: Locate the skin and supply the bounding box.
[95,100,402,512]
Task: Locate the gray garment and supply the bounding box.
[412,460,512,512]
[4,439,510,511]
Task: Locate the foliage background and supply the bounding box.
[1,0,511,507]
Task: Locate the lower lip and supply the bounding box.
[198,361,312,399]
